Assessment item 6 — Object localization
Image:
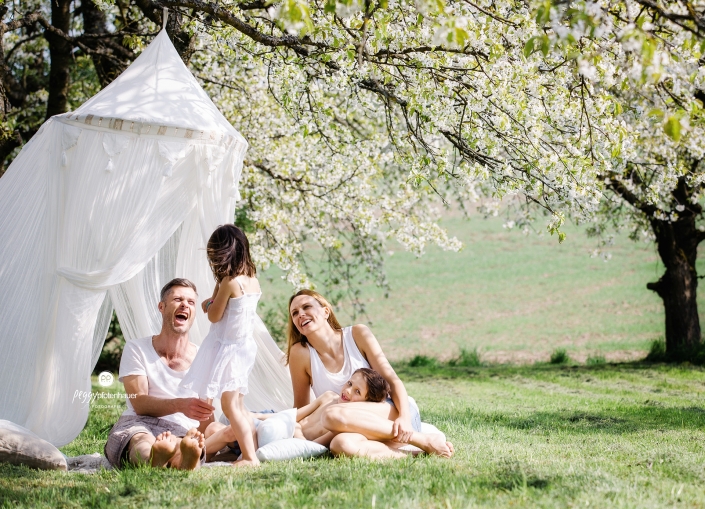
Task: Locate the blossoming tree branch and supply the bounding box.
[1,0,704,359]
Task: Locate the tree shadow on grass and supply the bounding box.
[425,401,705,435]
[394,359,705,382]
[404,361,705,434]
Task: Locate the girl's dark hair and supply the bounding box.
[207,224,256,282]
[286,289,343,364]
[353,368,390,403]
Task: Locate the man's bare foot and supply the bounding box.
[178,428,205,470]
[233,457,260,468]
[418,433,454,458]
[150,431,179,467]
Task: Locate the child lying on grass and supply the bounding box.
[205,368,395,458]
[282,367,392,446]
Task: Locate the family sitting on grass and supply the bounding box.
[104,224,454,469]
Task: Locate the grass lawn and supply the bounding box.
[3,364,705,508]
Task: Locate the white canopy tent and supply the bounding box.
[0,29,293,446]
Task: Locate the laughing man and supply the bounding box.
[104,278,215,469]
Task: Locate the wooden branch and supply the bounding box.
[158,0,321,56]
[605,176,659,216]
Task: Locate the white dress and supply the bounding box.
[180,282,260,400]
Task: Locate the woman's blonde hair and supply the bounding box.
[286,289,343,364]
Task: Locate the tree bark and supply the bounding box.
[44,0,73,119]
[647,214,702,360]
[81,1,125,87]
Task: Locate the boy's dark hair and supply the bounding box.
[354,368,390,402]
[160,278,198,302]
[207,224,256,282]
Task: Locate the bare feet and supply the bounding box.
[233,457,260,468]
[178,428,205,470]
[150,431,179,467]
[418,433,454,458]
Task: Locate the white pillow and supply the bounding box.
[256,409,297,448]
[0,420,67,471]
[256,438,328,462]
[420,422,445,440]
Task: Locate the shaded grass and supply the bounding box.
[4,365,705,508]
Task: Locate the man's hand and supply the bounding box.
[391,417,414,443]
[179,398,215,422]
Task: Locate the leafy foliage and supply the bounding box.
[448,347,482,367]
[4,0,705,355]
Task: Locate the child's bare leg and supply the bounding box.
[221,390,260,467]
[204,422,236,461]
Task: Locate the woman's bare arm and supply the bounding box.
[289,342,313,408]
[352,324,413,441]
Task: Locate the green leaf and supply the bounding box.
[324,0,336,13]
[648,108,664,120]
[540,35,550,56]
[664,116,681,142]
[523,37,536,58]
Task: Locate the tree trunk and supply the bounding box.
[647,215,702,360]
[82,1,123,87]
[44,0,72,119]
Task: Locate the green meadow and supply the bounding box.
[3,216,705,508]
[3,363,705,508]
[260,214,700,363]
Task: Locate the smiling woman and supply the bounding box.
[286,289,453,459]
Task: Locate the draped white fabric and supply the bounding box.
[0,30,293,446]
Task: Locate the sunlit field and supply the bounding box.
[259,214,702,364]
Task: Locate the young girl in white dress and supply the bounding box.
[180,224,261,467]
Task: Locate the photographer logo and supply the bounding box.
[98,371,114,387]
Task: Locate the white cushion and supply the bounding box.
[256,438,328,462]
[0,420,67,471]
[420,422,445,440]
[256,409,297,448]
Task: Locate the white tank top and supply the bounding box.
[308,326,370,397]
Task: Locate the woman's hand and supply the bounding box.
[201,298,213,313]
[392,416,414,443]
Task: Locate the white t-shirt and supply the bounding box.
[118,336,200,430]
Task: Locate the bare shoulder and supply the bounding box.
[235,274,261,294]
[351,323,377,346]
[320,391,340,407]
[289,342,311,368]
[220,276,240,297]
[351,323,372,337]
